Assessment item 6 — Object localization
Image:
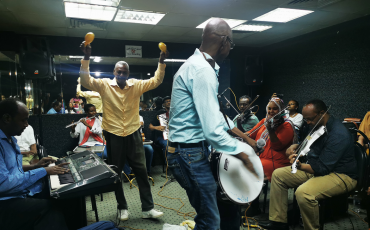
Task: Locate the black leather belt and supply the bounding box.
[168,141,208,149]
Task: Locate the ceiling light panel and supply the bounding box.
[115,10,166,25]
[233,24,272,32]
[253,8,313,23]
[64,2,117,21]
[196,17,247,29]
[63,0,121,7]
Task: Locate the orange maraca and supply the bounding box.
[85,32,95,46]
[158,42,167,53]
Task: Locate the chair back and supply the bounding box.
[35,134,47,159]
[354,142,368,191]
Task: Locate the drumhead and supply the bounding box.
[217,148,264,205]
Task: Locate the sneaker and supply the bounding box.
[142,209,164,219]
[119,209,129,221]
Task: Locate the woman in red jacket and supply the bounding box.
[246,97,297,216]
[248,97,296,181]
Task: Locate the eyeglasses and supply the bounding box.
[213,33,235,50]
[303,113,319,123]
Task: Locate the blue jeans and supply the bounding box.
[123,145,154,174]
[155,136,168,158]
[167,144,220,230]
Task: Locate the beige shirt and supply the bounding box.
[80,59,166,137]
[77,84,103,113]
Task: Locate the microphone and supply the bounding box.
[256,139,266,152]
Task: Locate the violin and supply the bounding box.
[291,126,326,173]
[291,106,331,174]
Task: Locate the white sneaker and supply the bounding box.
[119,209,129,221]
[142,209,164,219]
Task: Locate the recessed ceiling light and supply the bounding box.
[253,8,313,23]
[196,17,247,29]
[233,24,272,32]
[164,59,187,63]
[64,2,117,21]
[115,10,166,25]
[95,72,101,76]
[147,73,150,75]
[63,0,121,7]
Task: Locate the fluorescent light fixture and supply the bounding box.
[95,72,101,76]
[64,2,117,21]
[233,24,272,32]
[93,57,102,62]
[253,8,313,23]
[164,59,187,63]
[63,0,121,7]
[115,10,165,25]
[196,17,246,29]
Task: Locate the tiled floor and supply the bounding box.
[86,166,368,230]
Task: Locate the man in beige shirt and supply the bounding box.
[76,78,103,113]
[79,41,168,221]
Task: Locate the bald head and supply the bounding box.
[200,18,233,63]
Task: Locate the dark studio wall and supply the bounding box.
[254,15,370,121]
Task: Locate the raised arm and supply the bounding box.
[79,42,105,94]
[137,51,169,93]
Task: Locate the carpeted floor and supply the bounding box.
[86,166,368,230]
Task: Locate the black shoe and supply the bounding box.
[258,220,289,230]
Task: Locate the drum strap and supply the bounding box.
[218,96,232,131]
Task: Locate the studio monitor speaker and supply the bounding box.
[20,37,56,81]
[245,56,263,85]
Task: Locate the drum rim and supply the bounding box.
[215,152,250,205]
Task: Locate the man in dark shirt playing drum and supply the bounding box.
[259,99,358,230]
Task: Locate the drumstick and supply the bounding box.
[85,32,95,47]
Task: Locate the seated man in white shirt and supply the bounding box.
[14,125,38,165]
[70,104,107,159]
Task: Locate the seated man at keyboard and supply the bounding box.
[70,104,107,159]
[14,124,38,165]
[0,99,70,230]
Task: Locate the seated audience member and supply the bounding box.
[233,95,259,132]
[47,100,62,114]
[77,77,103,113]
[246,97,296,215]
[14,124,38,165]
[123,116,154,180]
[139,101,144,111]
[70,104,107,159]
[70,93,83,111]
[149,96,170,159]
[65,102,76,114]
[0,99,69,230]
[54,93,65,114]
[150,97,163,111]
[141,102,148,111]
[259,99,357,230]
[287,100,304,132]
[358,111,370,154]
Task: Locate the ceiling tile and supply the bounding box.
[0,11,20,26]
[170,0,231,16]
[320,0,370,14]
[107,22,154,34]
[16,14,67,28]
[288,10,358,26]
[119,0,179,12]
[182,28,203,39]
[217,2,277,20]
[4,0,65,17]
[157,13,209,28]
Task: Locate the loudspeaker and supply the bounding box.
[245,56,263,85]
[19,37,56,81]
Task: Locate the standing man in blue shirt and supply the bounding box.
[0,99,69,230]
[167,18,259,230]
